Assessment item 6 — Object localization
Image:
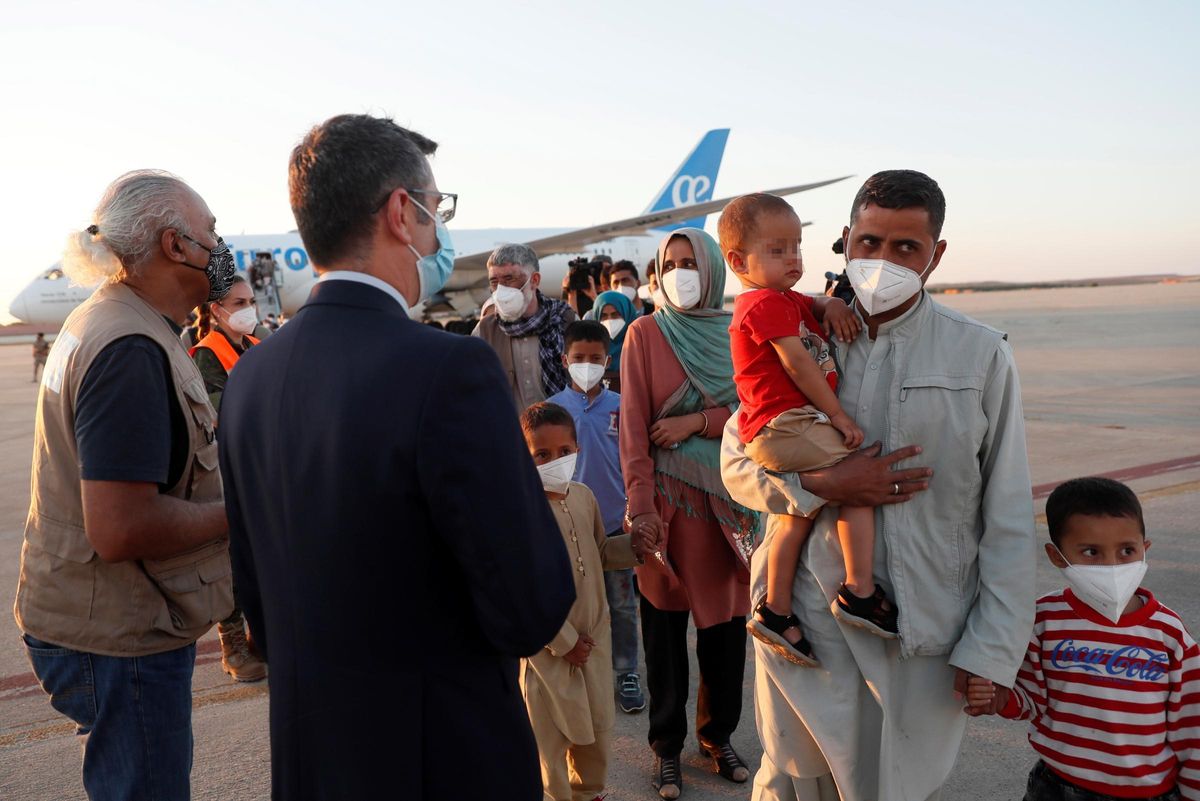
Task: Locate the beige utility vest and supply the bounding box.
[14,281,233,656]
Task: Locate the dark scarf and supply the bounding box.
[497,290,571,396]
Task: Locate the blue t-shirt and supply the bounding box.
[547,387,625,535]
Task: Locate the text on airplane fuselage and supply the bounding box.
[234,247,312,274]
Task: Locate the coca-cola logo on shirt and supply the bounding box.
[1049,639,1168,681]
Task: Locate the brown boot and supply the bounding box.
[218,621,267,682]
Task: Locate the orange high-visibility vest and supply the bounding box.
[189,330,260,372]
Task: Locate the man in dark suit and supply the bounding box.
[218,114,576,800]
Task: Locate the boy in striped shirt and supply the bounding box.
[968,477,1199,800]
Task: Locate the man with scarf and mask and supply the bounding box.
[217,114,575,800]
[720,170,1036,801]
[14,170,236,800]
[620,227,760,799]
[474,243,577,411]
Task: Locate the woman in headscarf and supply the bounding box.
[619,228,757,799]
[585,289,638,392]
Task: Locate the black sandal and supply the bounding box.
[698,739,750,783]
[746,597,820,667]
[831,583,899,639]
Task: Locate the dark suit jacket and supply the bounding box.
[218,279,575,801]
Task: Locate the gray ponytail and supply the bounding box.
[62,170,192,286]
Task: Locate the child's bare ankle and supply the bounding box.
[764,600,792,617]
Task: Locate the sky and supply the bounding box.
[1,1,1197,319]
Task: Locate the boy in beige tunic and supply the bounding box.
[521,402,651,801]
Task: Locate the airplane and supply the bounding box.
[7,129,851,326]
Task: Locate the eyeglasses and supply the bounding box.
[374,187,457,223]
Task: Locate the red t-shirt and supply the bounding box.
[730,288,838,443]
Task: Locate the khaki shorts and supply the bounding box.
[745,406,852,473]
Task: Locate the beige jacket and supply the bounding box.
[521,483,635,744]
[472,304,578,411]
[14,281,233,657]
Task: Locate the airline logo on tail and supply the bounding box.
[644,128,730,232]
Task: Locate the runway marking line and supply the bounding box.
[1031,454,1200,500]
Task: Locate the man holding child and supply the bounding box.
[721,170,1037,801]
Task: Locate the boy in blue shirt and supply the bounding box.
[549,320,646,713]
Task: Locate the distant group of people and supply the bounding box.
[14,112,1197,801]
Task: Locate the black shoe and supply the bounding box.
[653,754,682,799]
[698,739,749,783]
[747,597,820,667]
[617,672,646,713]
[831,583,900,639]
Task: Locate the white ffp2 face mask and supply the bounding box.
[568,362,605,392]
[537,453,578,494]
[845,250,936,317]
[601,318,625,340]
[493,279,531,321]
[1055,546,1147,624]
[615,285,637,301]
[224,306,259,336]
[662,268,703,310]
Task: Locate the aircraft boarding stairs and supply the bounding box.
[247,251,284,320]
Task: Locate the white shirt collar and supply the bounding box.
[317,271,410,315]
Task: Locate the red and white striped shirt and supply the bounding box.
[1001,588,1200,799]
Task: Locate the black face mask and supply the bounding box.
[180,234,237,301]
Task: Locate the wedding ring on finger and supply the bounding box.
[892,482,900,495]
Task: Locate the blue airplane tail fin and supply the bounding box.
[643,128,729,232]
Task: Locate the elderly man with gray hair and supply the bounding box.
[15,170,235,800]
[473,243,577,411]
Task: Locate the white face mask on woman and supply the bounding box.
[222,305,259,336]
[662,268,703,310]
[601,318,625,340]
[1053,545,1147,624]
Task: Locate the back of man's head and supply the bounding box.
[289,114,438,267]
[850,170,946,240]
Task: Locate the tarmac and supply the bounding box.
[0,281,1197,800]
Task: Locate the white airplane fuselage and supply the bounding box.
[5,228,661,327]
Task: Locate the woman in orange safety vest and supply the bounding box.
[190,275,260,413]
[189,274,266,683]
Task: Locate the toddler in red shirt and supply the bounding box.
[720,194,899,666]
